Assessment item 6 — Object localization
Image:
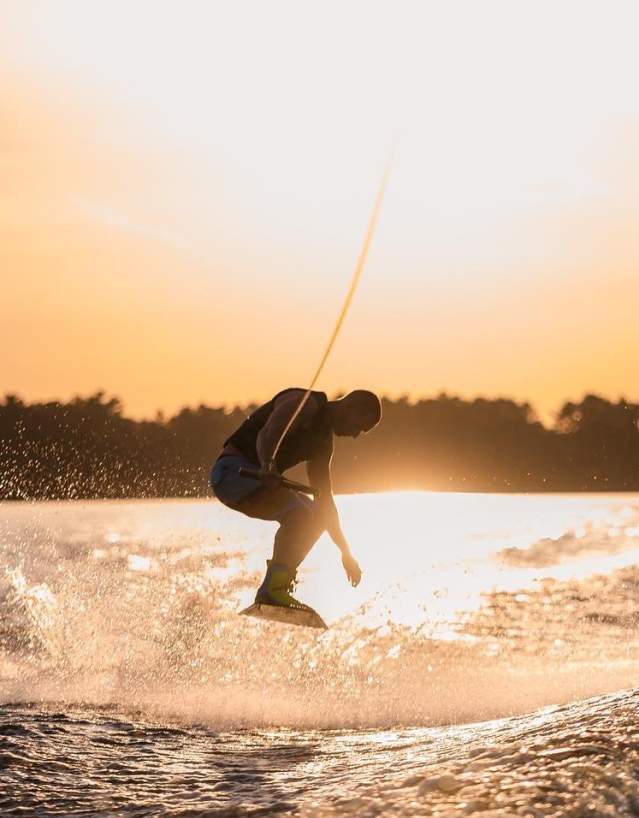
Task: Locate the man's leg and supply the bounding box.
[211,457,326,606]
[272,500,323,570]
[238,489,324,607]
[238,487,323,567]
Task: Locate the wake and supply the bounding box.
[2,494,639,729]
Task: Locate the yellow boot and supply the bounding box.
[255,560,312,610]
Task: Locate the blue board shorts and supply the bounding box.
[210,455,313,522]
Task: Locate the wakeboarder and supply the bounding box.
[210,389,381,621]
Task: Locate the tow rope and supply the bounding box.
[240,151,394,494]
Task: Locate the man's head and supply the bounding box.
[329,390,382,438]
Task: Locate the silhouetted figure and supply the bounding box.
[210,388,382,610]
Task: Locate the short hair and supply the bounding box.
[346,390,382,429]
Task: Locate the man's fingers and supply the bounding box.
[342,555,362,587]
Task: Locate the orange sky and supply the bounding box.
[2,1,639,422]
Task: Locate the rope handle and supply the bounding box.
[238,467,317,497]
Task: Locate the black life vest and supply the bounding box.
[224,388,332,472]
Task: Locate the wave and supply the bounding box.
[496,519,639,567]
[2,685,638,817]
[295,687,639,818]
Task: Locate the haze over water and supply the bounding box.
[3,491,639,815]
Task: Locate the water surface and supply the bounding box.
[2,492,639,815]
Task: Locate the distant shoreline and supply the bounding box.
[2,391,639,500]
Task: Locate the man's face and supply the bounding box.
[335,403,375,438]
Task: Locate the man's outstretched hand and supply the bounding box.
[342,552,362,587]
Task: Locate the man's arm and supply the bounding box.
[256,392,317,471]
[307,452,362,586]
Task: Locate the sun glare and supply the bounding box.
[8,1,639,240]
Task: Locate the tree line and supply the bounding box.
[0,391,638,500]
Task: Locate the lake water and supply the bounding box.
[2,492,639,816]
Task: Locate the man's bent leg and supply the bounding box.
[254,501,324,608]
[272,502,324,570]
[240,491,324,608]
[212,466,322,608]
[211,460,323,608]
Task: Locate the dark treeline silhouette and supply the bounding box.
[1,391,638,500]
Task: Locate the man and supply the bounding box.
[211,388,382,610]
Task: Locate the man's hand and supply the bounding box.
[253,461,282,490]
[342,552,362,587]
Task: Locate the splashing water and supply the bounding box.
[2,492,639,815]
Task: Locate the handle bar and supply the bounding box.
[239,467,316,497]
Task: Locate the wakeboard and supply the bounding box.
[241,602,327,630]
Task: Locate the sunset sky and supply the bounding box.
[2,1,638,421]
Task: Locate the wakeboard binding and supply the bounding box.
[241,560,327,629]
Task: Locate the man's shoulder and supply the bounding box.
[272,389,326,417]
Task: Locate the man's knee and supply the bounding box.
[278,502,323,539]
